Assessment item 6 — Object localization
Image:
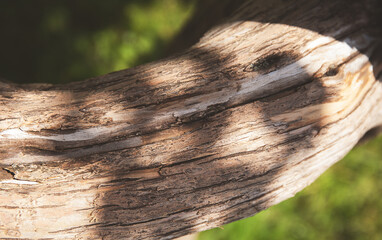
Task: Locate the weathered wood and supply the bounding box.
[0,0,381,239]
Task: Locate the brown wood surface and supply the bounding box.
[0,0,381,239]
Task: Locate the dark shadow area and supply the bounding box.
[0,0,195,84]
[0,0,381,239]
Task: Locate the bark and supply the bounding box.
[1,0,382,239]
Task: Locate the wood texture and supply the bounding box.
[0,0,381,239]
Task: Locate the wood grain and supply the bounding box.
[0,0,381,239]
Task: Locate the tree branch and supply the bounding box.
[0,0,381,239]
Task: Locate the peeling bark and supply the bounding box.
[0,0,381,239]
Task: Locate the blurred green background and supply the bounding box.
[0,0,194,84]
[0,1,381,239]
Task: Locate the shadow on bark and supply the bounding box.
[92,34,328,239]
[0,0,381,239]
[170,0,382,79]
[92,0,382,238]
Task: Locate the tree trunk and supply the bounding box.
[1,0,381,239]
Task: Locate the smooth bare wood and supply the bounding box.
[1,0,382,239]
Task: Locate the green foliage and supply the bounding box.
[80,0,194,75]
[0,2,381,239]
[0,0,194,84]
[198,135,382,240]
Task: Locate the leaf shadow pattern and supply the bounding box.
[91,47,324,239]
[0,0,381,239]
[170,0,382,79]
[91,0,382,239]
